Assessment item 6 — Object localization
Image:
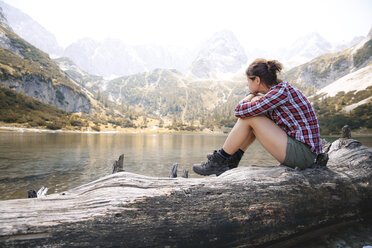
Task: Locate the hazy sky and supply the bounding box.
[3,0,372,51]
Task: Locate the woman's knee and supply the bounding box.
[241,115,268,127]
[236,116,270,132]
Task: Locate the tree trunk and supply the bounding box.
[0,138,371,248]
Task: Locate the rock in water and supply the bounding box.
[342,125,352,139]
[27,190,37,198]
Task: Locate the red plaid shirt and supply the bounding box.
[235,81,322,154]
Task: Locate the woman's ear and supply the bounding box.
[255,77,261,85]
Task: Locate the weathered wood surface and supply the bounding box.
[0,138,371,248]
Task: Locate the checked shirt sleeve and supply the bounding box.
[235,85,289,118]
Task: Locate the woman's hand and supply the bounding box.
[242,94,263,102]
[251,95,263,102]
[242,93,256,102]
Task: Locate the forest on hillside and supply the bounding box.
[310,86,372,134]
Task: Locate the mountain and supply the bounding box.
[1,1,369,133]
[63,38,195,78]
[0,85,73,129]
[64,38,139,77]
[0,1,63,57]
[309,67,372,135]
[277,33,333,69]
[315,64,372,97]
[0,19,91,113]
[332,36,366,53]
[56,52,312,127]
[284,29,372,89]
[95,68,247,124]
[272,33,366,69]
[54,57,106,93]
[0,5,11,31]
[189,30,248,78]
[64,30,248,79]
[53,52,250,126]
[133,44,196,74]
[305,30,372,135]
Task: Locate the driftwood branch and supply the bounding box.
[0,138,371,247]
[112,154,124,174]
[169,163,189,178]
[169,163,178,178]
[182,169,189,178]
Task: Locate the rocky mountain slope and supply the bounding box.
[284,28,372,89]
[53,56,248,128]
[97,68,247,123]
[316,64,372,97]
[53,54,245,121]
[0,0,63,57]
[0,20,91,113]
[64,30,248,79]
[275,33,365,69]
[0,85,74,129]
[0,5,11,31]
[278,33,333,68]
[309,83,371,134]
[58,40,370,132]
[189,30,248,78]
[63,38,196,78]
[54,57,105,94]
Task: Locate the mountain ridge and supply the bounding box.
[1,1,369,81]
[64,38,196,78]
[189,30,248,79]
[315,63,372,97]
[0,21,91,113]
[284,30,372,90]
[0,0,63,57]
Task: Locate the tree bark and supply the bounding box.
[0,138,371,248]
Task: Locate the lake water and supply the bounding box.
[0,132,278,200]
[0,132,371,200]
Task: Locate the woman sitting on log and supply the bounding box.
[193,58,322,176]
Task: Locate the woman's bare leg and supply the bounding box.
[222,116,287,163]
[222,118,256,154]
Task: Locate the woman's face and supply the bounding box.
[247,76,260,94]
[247,76,270,94]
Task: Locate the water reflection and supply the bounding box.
[0,132,371,200]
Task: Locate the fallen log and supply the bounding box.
[0,137,371,248]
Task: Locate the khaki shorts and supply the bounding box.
[282,136,316,169]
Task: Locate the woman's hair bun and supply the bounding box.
[267,60,283,74]
[246,58,283,86]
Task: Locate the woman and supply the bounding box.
[193,58,322,176]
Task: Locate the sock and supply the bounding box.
[236,149,244,159]
[218,148,232,159]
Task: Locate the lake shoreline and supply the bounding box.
[0,125,227,135]
[1,124,371,137]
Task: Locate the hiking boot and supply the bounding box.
[193,152,230,176]
[207,150,243,169]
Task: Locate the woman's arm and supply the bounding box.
[235,85,288,118]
